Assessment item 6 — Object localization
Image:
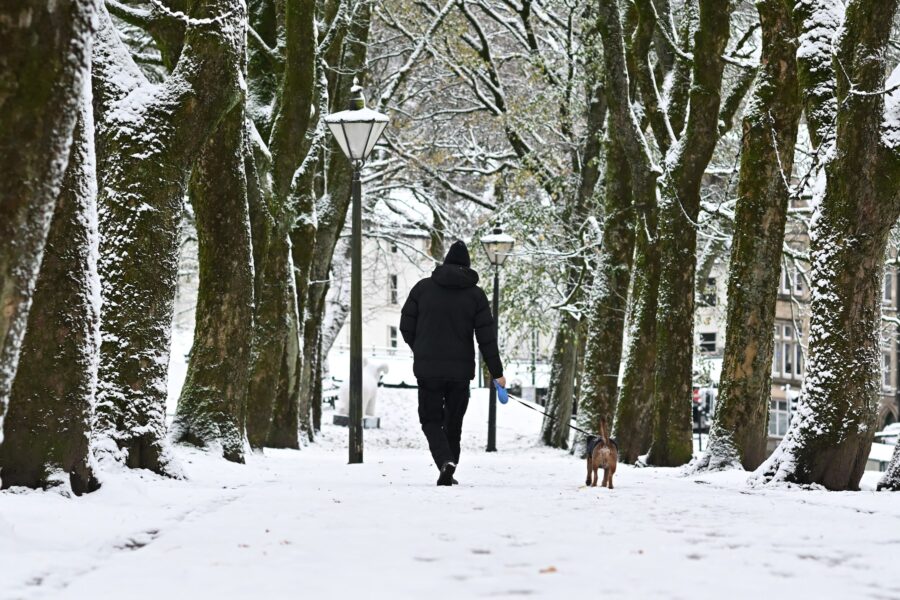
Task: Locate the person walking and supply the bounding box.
[399,240,505,486]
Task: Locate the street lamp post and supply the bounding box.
[324,79,389,465]
[480,224,515,452]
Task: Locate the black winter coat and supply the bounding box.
[399,264,504,381]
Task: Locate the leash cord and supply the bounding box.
[508,395,596,437]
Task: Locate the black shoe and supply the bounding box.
[437,462,456,486]
[452,478,459,485]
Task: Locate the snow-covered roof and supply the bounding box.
[370,188,434,235]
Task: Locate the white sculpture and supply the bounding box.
[337,358,389,416]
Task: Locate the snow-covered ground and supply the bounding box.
[2,388,899,600]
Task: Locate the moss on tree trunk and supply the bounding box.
[300,0,372,418]
[0,101,100,495]
[91,2,245,474]
[246,231,293,448]
[578,135,635,444]
[695,0,800,473]
[594,0,661,464]
[173,106,255,463]
[757,0,900,491]
[266,271,302,449]
[0,0,95,441]
[647,0,733,467]
[613,227,659,463]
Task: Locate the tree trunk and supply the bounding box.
[246,231,293,448]
[297,296,320,439]
[321,241,351,358]
[301,274,329,429]
[245,0,319,448]
[290,145,319,440]
[0,0,95,442]
[613,232,659,463]
[311,329,324,431]
[577,135,635,446]
[694,0,800,472]
[266,268,302,449]
[648,0,733,467]
[91,2,245,474]
[0,98,100,495]
[243,132,277,448]
[541,311,580,449]
[879,444,900,491]
[757,0,899,490]
[172,106,255,463]
[301,0,372,418]
[595,0,661,464]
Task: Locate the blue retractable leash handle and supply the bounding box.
[493,379,509,404]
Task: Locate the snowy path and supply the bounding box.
[3,389,900,599]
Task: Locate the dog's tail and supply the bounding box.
[599,417,609,444]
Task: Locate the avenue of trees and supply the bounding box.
[1,0,899,494]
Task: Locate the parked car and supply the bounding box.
[874,423,900,446]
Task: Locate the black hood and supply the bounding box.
[444,240,471,267]
[431,263,479,288]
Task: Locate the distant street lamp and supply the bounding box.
[480,224,515,452]
[325,79,389,465]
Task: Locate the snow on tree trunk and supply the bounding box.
[0,92,100,495]
[172,106,255,464]
[301,0,372,419]
[879,444,900,491]
[243,0,323,446]
[577,136,635,445]
[544,71,606,448]
[692,0,801,473]
[0,0,96,447]
[595,0,662,464]
[756,0,900,491]
[91,1,245,475]
[614,245,658,463]
[648,0,733,467]
[290,138,321,441]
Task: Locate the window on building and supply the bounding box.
[391,241,398,254]
[699,332,717,353]
[389,326,398,349]
[700,277,717,307]
[884,272,894,304]
[883,352,892,389]
[769,399,791,437]
[773,322,804,379]
[389,274,398,305]
[773,340,783,376]
[779,268,805,296]
[783,342,793,375]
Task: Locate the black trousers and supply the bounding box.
[417,379,470,469]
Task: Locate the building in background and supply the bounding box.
[693,228,899,450]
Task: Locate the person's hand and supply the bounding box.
[496,376,506,388]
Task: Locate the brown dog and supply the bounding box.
[585,418,617,489]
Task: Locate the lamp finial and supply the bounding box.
[348,77,366,110]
